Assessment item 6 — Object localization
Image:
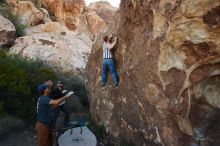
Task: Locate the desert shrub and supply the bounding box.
[0,0,5,4]
[0,51,56,121]
[0,50,91,124]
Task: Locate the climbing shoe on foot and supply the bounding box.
[115,81,120,88]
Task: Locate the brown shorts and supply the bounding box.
[36,122,54,146]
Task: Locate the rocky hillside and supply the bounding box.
[40,0,107,38]
[86,0,220,146]
[0,0,116,73]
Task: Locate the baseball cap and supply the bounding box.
[38,83,49,93]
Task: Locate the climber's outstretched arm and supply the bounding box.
[109,37,118,50]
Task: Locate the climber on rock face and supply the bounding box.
[101,34,119,88]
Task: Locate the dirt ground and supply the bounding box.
[0,114,103,146]
[0,126,107,146]
[0,126,37,146]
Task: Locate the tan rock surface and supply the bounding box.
[24,21,68,34]
[10,31,92,73]
[41,0,109,38]
[6,0,44,26]
[42,0,84,21]
[84,9,107,38]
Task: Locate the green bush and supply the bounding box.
[0,51,57,121]
[0,50,91,124]
[0,0,5,4]
[0,4,26,37]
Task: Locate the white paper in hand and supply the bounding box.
[66,91,74,97]
[62,90,67,94]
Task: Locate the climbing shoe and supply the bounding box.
[115,81,120,88]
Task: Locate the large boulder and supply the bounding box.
[10,30,92,73]
[86,0,220,145]
[6,0,44,26]
[0,15,16,47]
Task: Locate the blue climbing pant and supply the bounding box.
[101,59,118,85]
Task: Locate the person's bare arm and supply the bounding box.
[49,95,67,106]
[109,32,115,38]
[49,92,73,106]
[109,34,113,39]
[109,37,117,50]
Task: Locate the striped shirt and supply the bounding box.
[103,42,113,59]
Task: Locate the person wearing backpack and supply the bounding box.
[101,34,119,88]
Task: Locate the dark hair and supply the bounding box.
[104,36,108,42]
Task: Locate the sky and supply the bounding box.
[85,0,120,7]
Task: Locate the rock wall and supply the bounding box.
[86,0,220,145]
